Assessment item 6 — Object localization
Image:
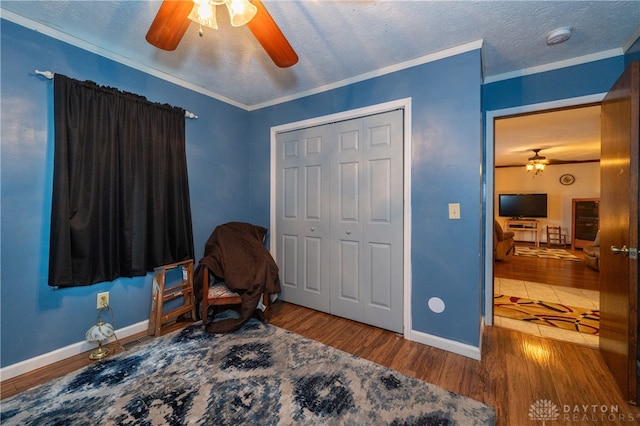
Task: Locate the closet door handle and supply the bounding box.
[310,227,315,232]
[346,230,351,235]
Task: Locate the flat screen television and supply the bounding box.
[498,193,548,218]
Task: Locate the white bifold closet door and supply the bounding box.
[275,109,403,333]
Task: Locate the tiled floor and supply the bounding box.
[494,277,599,349]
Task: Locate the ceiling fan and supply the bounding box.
[526,148,573,165]
[525,148,574,175]
[145,0,298,68]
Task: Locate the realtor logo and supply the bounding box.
[529,399,560,425]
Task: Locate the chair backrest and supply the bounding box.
[546,225,566,246]
[546,225,562,234]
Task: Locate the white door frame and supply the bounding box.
[484,93,605,325]
[270,97,413,338]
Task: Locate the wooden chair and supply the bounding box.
[201,265,270,327]
[546,226,567,248]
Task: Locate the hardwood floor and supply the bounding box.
[3,302,639,425]
[493,243,599,291]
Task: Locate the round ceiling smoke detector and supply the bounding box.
[546,27,572,46]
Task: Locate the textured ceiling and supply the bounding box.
[495,105,602,167]
[1,1,638,163]
[2,1,639,108]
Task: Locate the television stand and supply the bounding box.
[504,219,540,247]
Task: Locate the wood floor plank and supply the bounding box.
[505,351,537,425]
[442,353,485,401]
[480,328,509,422]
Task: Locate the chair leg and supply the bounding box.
[201,266,209,328]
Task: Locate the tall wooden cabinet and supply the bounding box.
[571,198,599,249]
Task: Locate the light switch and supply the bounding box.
[448,203,461,220]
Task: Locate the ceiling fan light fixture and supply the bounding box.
[226,0,258,27]
[146,0,298,67]
[189,0,219,30]
[526,149,547,175]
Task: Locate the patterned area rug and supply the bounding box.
[513,246,581,261]
[494,294,599,335]
[1,318,495,425]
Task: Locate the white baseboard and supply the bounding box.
[409,328,482,361]
[0,320,149,382]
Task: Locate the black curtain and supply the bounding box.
[49,74,194,287]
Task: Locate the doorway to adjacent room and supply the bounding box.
[486,97,603,347]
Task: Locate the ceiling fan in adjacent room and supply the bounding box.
[525,148,548,175]
[525,148,573,175]
[145,0,298,68]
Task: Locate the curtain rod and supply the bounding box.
[35,70,198,119]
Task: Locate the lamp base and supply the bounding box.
[89,345,110,360]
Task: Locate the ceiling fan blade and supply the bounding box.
[247,0,298,68]
[547,158,572,165]
[146,1,193,51]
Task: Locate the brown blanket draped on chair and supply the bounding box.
[194,222,281,333]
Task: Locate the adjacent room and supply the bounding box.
[493,105,601,348]
[1,1,640,424]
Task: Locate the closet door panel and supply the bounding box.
[331,122,365,322]
[276,128,330,312]
[369,242,392,308]
[304,236,322,293]
[361,111,404,332]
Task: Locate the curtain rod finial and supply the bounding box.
[184,111,198,119]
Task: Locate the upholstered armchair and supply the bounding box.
[494,220,515,261]
[583,230,600,271]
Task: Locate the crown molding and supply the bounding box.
[483,48,623,84]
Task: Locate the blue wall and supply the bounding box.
[482,55,625,112]
[0,20,262,367]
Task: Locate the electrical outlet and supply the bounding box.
[97,291,109,309]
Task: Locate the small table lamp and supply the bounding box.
[85,307,115,360]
